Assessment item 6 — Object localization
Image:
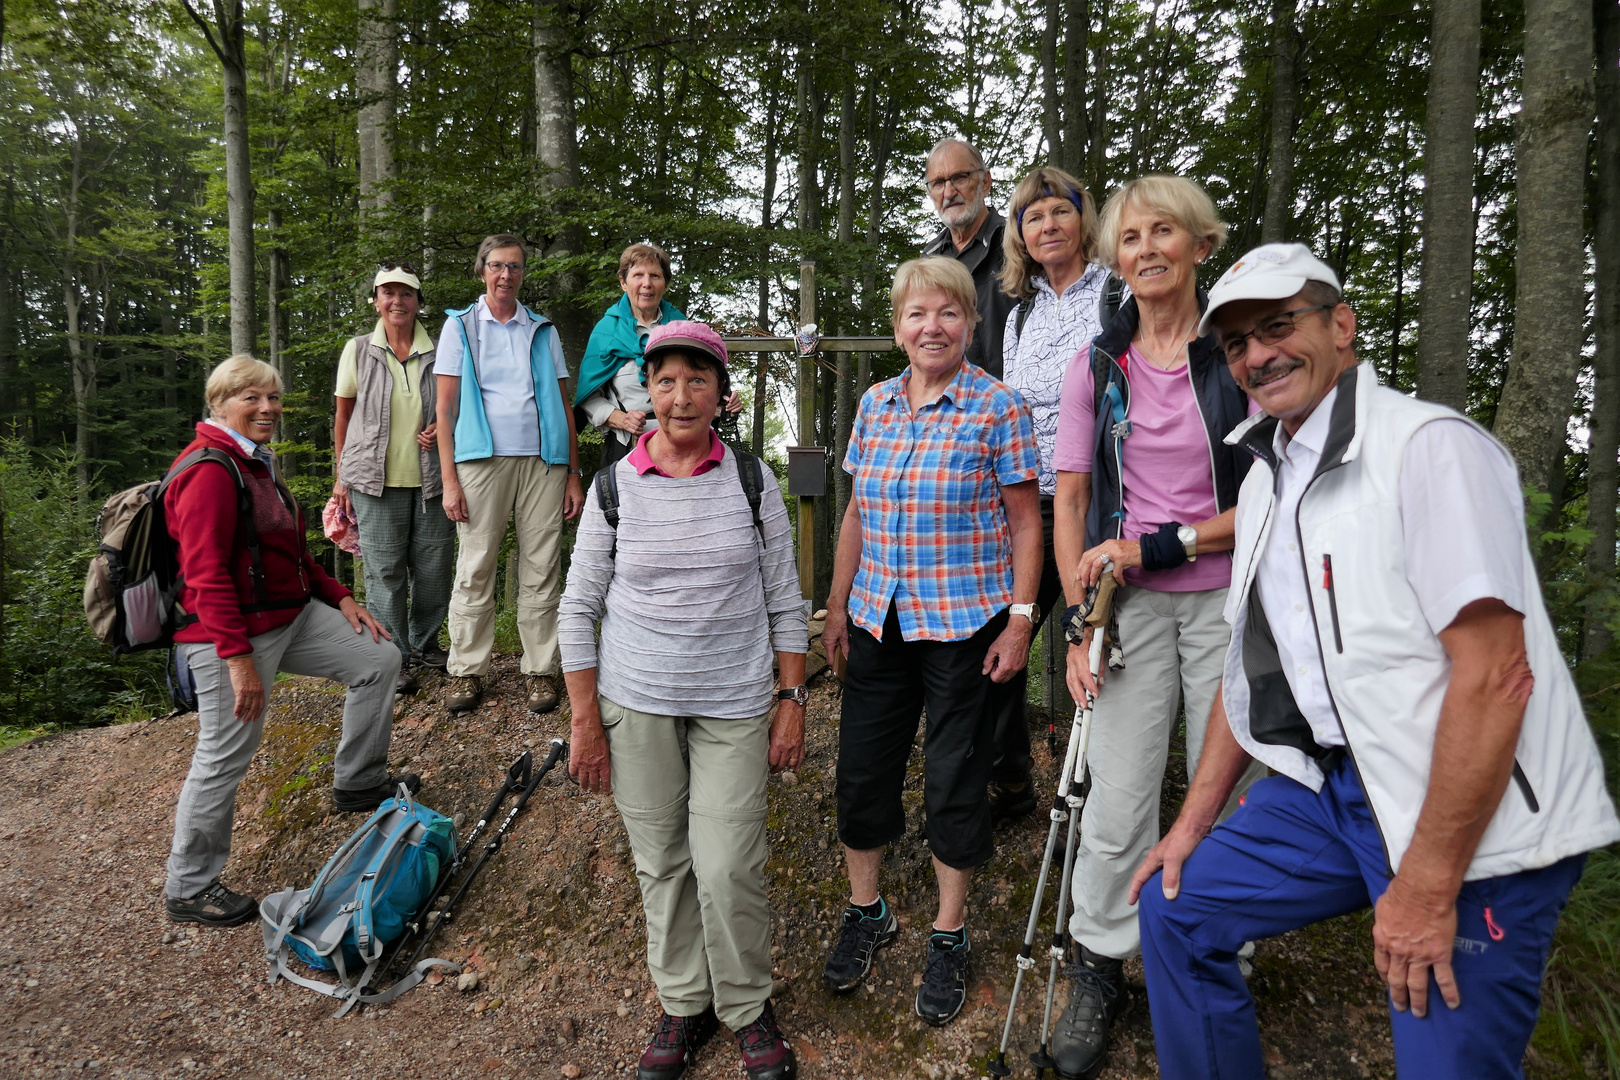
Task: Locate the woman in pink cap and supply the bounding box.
[558,320,808,1080]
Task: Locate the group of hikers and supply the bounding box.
[150,135,1620,1080]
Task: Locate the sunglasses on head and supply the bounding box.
[378,261,419,275]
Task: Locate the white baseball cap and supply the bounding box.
[372,265,423,294]
[1197,243,1341,338]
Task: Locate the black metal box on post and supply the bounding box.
[786,446,828,497]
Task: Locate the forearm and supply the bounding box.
[1172,687,1252,834]
[1053,471,1091,607]
[1399,604,1530,895]
[778,651,806,687]
[1003,480,1041,605]
[436,377,460,480]
[827,500,864,609]
[563,667,601,722]
[1189,506,1237,555]
[579,388,615,428]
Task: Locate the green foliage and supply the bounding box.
[0,440,169,738]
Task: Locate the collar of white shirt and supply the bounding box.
[474,295,532,326]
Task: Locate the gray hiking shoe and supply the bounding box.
[526,674,560,713]
[166,879,257,927]
[445,674,482,713]
[1050,944,1124,1080]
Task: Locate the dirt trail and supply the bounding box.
[0,652,1489,1080]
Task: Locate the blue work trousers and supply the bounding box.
[1138,760,1585,1079]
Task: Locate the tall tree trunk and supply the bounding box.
[1062,0,1090,177]
[266,206,287,385]
[1389,122,1412,385]
[1087,0,1110,192]
[183,0,257,356]
[796,49,816,240]
[61,141,91,492]
[863,84,899,333]
[754,59,781,458]
[160,304,180,422]
[533,0,588,369]
[1261,0,1297,243]
[1586,0,1620,658]
[356,0,399,217]
[835,72,858,526]
[0,177,11,409]
[1042,0,1063,164]
[1416,0,1482,412]
[1494,0,1596,493]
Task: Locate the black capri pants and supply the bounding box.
[835,602,1009,869]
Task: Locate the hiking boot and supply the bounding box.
[914,929,972,1026]
[526,674,560,713]
[988,777,1037,823]
[636,1004,718,1080]
[734,999,796,1080]
[166,879,257,927]
[333,773,422,814]
[1050,944,1124,1080]
[445,674,482,713]
[414,643,449,670]
[822,899,899,993]
[395,668,419,696]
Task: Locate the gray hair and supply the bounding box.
[926,138,986,174]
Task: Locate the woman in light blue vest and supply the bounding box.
[434,234,584,716]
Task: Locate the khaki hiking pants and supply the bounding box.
[599,695,773,1031]
[447,456,567,678]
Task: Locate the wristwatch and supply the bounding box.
[1176,524,1198,563]
[569,467,585,478]
[776,685,810,706]
[1009,602,1039,625]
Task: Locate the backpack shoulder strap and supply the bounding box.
[732,450,766,541]
[1014,296,1033,340]
[594,460,622,560]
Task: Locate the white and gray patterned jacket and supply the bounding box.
[1002,262,1110,495]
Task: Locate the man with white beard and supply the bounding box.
[920,138,1015,377]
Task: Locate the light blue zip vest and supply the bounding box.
[444,303,571,465]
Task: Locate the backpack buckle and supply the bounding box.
[1110,419,1132,440]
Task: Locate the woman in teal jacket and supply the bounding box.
[575,243,741,467]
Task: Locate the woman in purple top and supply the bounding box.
[1044,175,1257,1080]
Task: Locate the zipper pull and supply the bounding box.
[1484,906,1505,942]
[1322,554,1333,590]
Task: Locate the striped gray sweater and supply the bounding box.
[558,450,808,719]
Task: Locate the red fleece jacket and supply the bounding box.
[165,423,350,658]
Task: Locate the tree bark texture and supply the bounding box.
[754,59,781,458]
[1088,0,1110,192]
[1062,0,1090,178]
[1586,0,1620,658]
[863,85,898,334]
[1416,0,1482,412]
[533,0,588,369]
[267,206,287,386]
[356,0,398,215]
[796,52,816,238]
[1042,0,1063,164]
[1494,0,1596,493]
[1261,0,1297,243]
[835,73,857,525]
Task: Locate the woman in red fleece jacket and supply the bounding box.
[161,355,421,928]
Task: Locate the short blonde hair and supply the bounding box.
[205,355,282,418]
[1095,175,1228,273]
[890,257,981,332]
[999,166,1100,300]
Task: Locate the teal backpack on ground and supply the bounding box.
[260,784,457,1016]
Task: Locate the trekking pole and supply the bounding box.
[398,738,568,973]
[988,566,1117,1079]
[380,750,535,977]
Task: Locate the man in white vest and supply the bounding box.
[1127,242,1620,1079]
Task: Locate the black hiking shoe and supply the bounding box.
[988,777,1037,823]
[914,928,972,1026]
[636,1004,718,1080]
[166,879,257,927]
[332,773,422,814]
[822,899,899,993]
[734,999,797,1080]
[1050,944,1124,1080]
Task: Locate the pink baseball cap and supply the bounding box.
[643,319,730,370]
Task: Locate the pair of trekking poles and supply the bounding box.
[991,564,1123,1079]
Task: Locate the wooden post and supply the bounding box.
[797,260,817,608]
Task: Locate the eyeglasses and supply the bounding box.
[926,169,984,195]
[485,261,525,275]
[1219,304,1335,364]
[378,260,419,275]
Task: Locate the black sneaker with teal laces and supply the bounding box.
[914,927,972,1026]
[821,898,899,993]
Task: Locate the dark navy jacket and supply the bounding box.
[1083,292,1254,552]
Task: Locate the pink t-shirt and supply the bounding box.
[1054,344,1233,592]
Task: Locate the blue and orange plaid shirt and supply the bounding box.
[843,362,1039,642]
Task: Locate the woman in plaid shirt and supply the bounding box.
[821,257,1043,1028]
